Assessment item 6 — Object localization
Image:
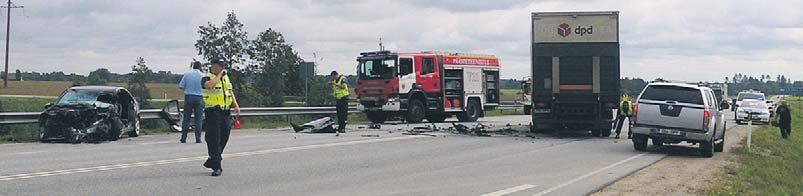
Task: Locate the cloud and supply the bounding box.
[3,0,802,83]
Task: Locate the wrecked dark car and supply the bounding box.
[38,86,140,143]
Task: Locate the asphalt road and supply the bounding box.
[0,113,738,196]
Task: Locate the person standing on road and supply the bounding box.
[329,70,349,133]
[201,58,240,176]
[772,100,792,139]
[178,61,205,143]
[614,94,634,139]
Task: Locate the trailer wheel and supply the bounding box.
[367,112,387,124]
[457,99,480,122]
[406,99,425,123]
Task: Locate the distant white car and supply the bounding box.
[735,99,770,124]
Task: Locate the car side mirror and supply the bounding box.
[44,103,54,109]
[720,102,729,110]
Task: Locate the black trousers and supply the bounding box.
[204,107,232,169]
[780,122,791,139]
[614,114,630,137]
[336,97,348,131]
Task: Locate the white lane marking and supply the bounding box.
[481,184,538,196]
[138,141,173,145]
[8,151,45,155]
[0,136,421,181]
[531,153,647,196]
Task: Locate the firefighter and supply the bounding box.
[201,58,240,176]
[614,94,634,139]
[329,70,349,133]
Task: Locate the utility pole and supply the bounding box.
[2,0,23,88]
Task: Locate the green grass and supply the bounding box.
[0,97,56,112]
[706,96,803,195]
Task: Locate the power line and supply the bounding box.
[1,0,23,88]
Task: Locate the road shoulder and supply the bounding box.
[592,125,748,196]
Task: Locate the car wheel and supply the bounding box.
[457,99,480,122]
[367,112,387,124]
[128,117,141,137]
[406,99,425,123]
[108,118,122,141]
[38,120,50,143]
[700,140,714,157]
[633,134,648,151]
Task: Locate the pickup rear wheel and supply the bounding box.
[633,134,648,151]
[701,141,714,157]
[714,131,725,152]
[406,99,425,123]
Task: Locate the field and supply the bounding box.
[0,81,184,100]
[707,96,803,195]
[500,88,523,103]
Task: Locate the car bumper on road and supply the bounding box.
[631,126,710,141]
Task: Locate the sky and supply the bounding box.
[4,0,803,82]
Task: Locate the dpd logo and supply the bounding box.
[558,23,571,37]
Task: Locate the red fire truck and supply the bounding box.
[355,51,501,123]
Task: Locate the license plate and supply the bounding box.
[657,129,682,136]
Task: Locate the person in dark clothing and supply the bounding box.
[773,100,792,139]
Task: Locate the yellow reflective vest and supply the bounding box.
[202,73,233,109]
[332,75,349,99]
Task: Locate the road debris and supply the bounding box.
[289,117,336,133]
[360,134,380,137]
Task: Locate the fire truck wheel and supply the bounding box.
[406,99,426,123]
[523,105,532,115]
[367,112,387,124]
[426,113,447,123]
[457,99,480,122]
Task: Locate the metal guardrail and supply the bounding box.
[0,105,522,125]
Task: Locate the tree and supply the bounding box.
[195,11,251,103]
[248,28,303,106]
[128,57,153,108]
[89,68,112,82]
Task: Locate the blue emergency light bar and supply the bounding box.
[359,51,392,56]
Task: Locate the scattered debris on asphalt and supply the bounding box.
[368,123,382,129]
[360,134,380,137]
[290,117,336,133]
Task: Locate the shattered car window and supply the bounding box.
[58,90,113,107]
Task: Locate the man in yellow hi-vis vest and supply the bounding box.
[329,70,349,133]
[201,58,240,176]
[614,94,633,139]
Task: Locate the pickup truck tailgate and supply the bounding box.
[637,100,704,130]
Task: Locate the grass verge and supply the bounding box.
[706,96,803,195]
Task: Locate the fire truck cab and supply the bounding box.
[355,51,501,123]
